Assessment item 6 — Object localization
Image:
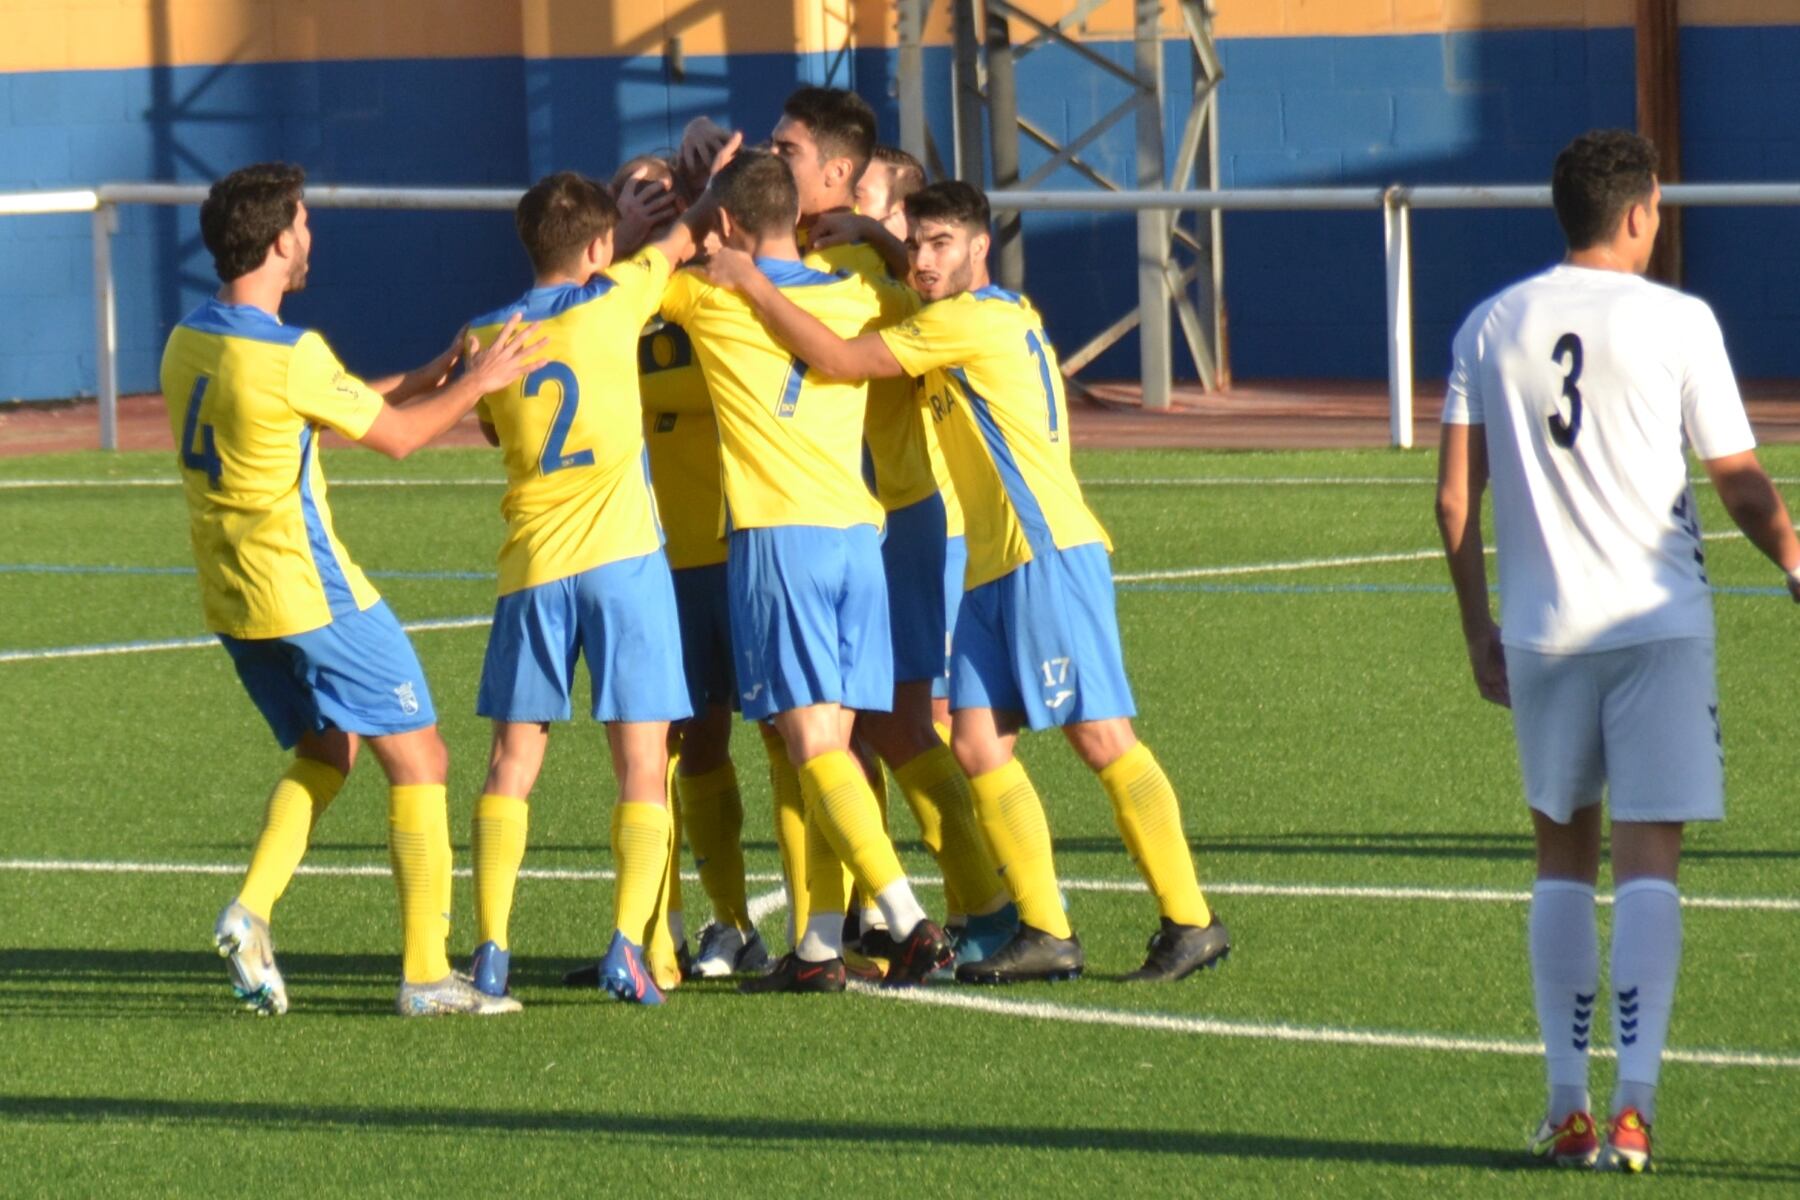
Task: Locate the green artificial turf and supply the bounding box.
[2,445,1796,1195]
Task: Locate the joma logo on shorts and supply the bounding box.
[393,681,420,715]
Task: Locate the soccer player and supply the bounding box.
[616,153,773,980]
[1436,129,1800,1173]
[701,180,1230,985]
[463,170,724,1007]
[774,89,1015,961]
[162,162,544,1017]
[658,150,953,992]
[854,145,926,242]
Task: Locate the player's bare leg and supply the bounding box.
[214,728,358,1015]
[466,720,549,997]
[1064,715,1226,981]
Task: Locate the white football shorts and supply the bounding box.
[1506,636,1724,824]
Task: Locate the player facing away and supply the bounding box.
[616,150,773,980]
[1435,130,1800,1173]
[463,171,721,1007]
[657,151,954,992]
[775,88,1016,965]
[162,162,545,1017]
[702,180,1230,985]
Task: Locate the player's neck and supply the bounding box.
[1564,245,1641,275]
[216,274,285,319]
[533,270,591,290]
[750,235,802,262]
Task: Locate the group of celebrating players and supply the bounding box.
[167,86,1229,1026]
[160,77,1796,1173]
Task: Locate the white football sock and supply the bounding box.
[1530,878,1599,1122]
[1610,877,1682,1125]
[874,880,927,940]
[796,913,843,964]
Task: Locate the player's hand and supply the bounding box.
[463,312,548,393]
[615,170,681,255]
[419,325,467,388]
[676,117,733,200]
[698,246,757,292]
[1465,621,1510,708]
[808,212,870,250]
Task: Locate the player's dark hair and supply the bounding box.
[711,151,800,238]
[904,180,990,235]
[199,162,306,283]
[515,171,620,275]
[781,86,877,177]
[872,144,927,204]
[1552,130,1659,250]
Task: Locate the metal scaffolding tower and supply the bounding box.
[895,0,1226,406]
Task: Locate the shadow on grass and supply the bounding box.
[1,1094,1795,1182]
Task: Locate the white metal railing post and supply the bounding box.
[91,202,120,451]
[1382,187,1414,450]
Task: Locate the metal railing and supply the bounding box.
[5,181,1799,450]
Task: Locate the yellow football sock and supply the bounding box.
[647,770,684,989]
[1099,742,1212,927]
[762,724,810,933]
[968,758,1070,939]
[677,763,751,929]
[895,745,1003,917]
[802,803,850,932]
[800,750,906,898]
[612,800,672,944]
[388,783,453,984]
[237,757,345,922]
[471,792,529,950]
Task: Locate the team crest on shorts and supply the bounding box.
[393,681,420,715]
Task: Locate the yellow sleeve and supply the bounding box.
[286,332,386,439]
[659,268,709,327]
[604,245,675,326]
[877,299,975,379]
[868,273,922,326]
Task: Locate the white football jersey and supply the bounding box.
[1443,263,1755,653]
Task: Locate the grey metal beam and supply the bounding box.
[985,5,1026,289]
[1134,0,1171,410]
[951,0,986,182]
[897,0,930,168]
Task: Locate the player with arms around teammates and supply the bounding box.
[161,163,545,1018]
[704,180,1230,985]
[1435,129,1800,1173]
[460,160,731,1009]
[657,151,954,992]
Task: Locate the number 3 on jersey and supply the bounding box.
[1549,333,1583,448]
[529,362,595,475]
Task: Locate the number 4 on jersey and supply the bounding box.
[180,375,223,488]
[1550,333,1583,448]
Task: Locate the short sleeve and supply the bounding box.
[878,299,975,379]
[604,246,675,327]
[1441,308,1485,427]
[286,332,385,439]
[660,268,709,328]
[868,273,922,325]
[1678,300,1755,461]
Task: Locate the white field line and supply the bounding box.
[852,985,1800,1071]
[2,858,1792,913]
[744,886,789,926]
[14,475,1800,490]
[0,615,492,664]
[1113,549,1445,582]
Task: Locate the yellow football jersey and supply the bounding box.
[639,321,727,570]
[160,300,385,639]
[659,258,886,532]
[470,247,672,595]
[879,285,1109,588]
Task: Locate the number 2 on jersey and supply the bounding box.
[1549,333,1583,448]
[529,362,595,474]
[180,374,223,488]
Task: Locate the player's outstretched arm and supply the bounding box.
[358,313,547,461]
[1704,450,1800,602]
[701,247,904,383]
[1436,421,1509,706]
[649,131,744,269]
[363,326,467,403]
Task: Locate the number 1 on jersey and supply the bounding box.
[180,374,222,488]
[1550,333,1583,448]
[1025,330,1059,443]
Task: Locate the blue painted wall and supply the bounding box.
[2,27,1798,401]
